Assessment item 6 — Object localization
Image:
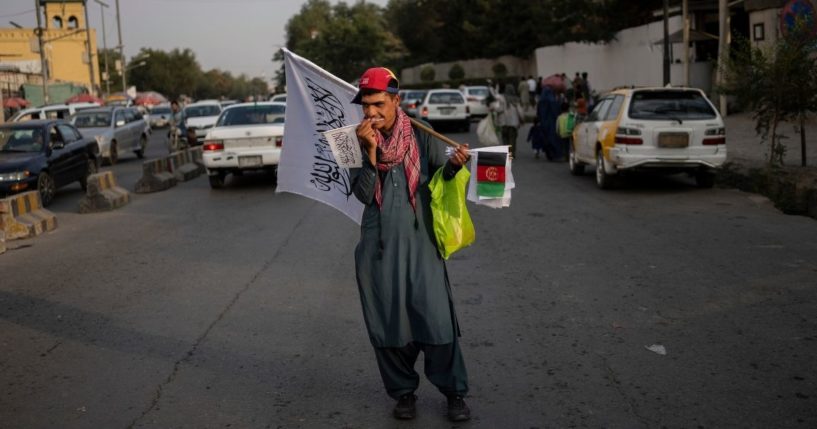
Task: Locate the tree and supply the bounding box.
[420,65,436,82]
[720,27,817,166]
[492,62,508,79]
[448,63,465,81]
[281,0,405,83]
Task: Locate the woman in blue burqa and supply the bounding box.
[537,86,562,161]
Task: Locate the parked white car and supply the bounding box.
[183,101,222,144]
[10,102,101,122]
[399,89,426,118]
[417,89,470,132]
[463,86,491,118]
[71,106,150,164]
[569,87,726,189]
[269,93,287,103]
[202,102,286,188]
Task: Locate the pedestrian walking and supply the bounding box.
[537,85,562,160]
[527,115,547,159]
[581,72,593,110]
[518,78,530,110]
[350,67,472,422]
[555,101,574,161]
[493,83,523,157]
[527,76,537,107]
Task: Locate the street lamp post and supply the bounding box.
[83,0,97,95]
[94,0,110,96]
[34,0,49,104]
[115,0,125,91]
[662,0,670,86]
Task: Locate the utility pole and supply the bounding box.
[34,0,49,104]
[115,0,125,92]
[95,0,110,96]
[83,0,97,96]
[662,0,671,86]
[718,0,729,116]
[682,0,690,86]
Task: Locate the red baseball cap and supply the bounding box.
[352,67,399,104]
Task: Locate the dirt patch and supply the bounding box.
[718,162,817,219]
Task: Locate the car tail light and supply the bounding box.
[703,127,726,145]
[615,127,643,145]
[466,106,470,114]
[203,141,224,151]
[275,136,283,147]
[408,102,416,109]
[421,106,429,117]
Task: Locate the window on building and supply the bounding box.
[52,16,63,29]
[67,16,79,29]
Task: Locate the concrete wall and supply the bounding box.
[749,8,780,50]
[401,55,534,86]
[533,16,714,93]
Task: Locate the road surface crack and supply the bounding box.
[126,206,314,429]
[598,353,654,429]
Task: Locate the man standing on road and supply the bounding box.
[168,100,186,152]
[351,67,472,422]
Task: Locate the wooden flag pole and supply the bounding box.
[409,118,461,149]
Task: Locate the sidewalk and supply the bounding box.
[721,112,817,218]
[726,112,817,167]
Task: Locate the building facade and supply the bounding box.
[0,0,100,104]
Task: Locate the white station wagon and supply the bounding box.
[569,87,727,189]
[202,102,285,188]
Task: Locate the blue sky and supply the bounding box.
[2,0,389,83]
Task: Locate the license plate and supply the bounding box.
[438,108,454,116]
[238,155,263,167]
[658,133,689,148]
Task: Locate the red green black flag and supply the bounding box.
[476,152,507,198]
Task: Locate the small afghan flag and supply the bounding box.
[476,152,507,198]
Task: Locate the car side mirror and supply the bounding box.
[116,120,125,127]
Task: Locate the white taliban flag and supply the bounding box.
[276,48,365,224]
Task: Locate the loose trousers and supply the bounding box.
[373,339,469,399]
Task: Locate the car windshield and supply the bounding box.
[151,107,171,115]
[0,127,45,153]
[629,91,717,120]
[428,92,465,104]
[405,91,425,100]
[73,112,111,128]
[467,88,489,97]
[185,105,221,118]
[217,104,286,126]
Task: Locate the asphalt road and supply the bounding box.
[1,124,816,428]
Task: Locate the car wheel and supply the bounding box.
[569,142,584,176]
[461,120,470,133]
[135,135,147,159]
[595,149,616,190]
[695,170,716,188]
[37,171,56,206]
[208,172,226,189]
[79,156,99,191]
[106,141,119,165]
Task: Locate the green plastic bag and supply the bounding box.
[429,166,475,260]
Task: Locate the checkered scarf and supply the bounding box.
[374,108,420,211]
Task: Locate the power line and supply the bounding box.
[0,9,35,19]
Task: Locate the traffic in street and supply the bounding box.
[2,121,815,428]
